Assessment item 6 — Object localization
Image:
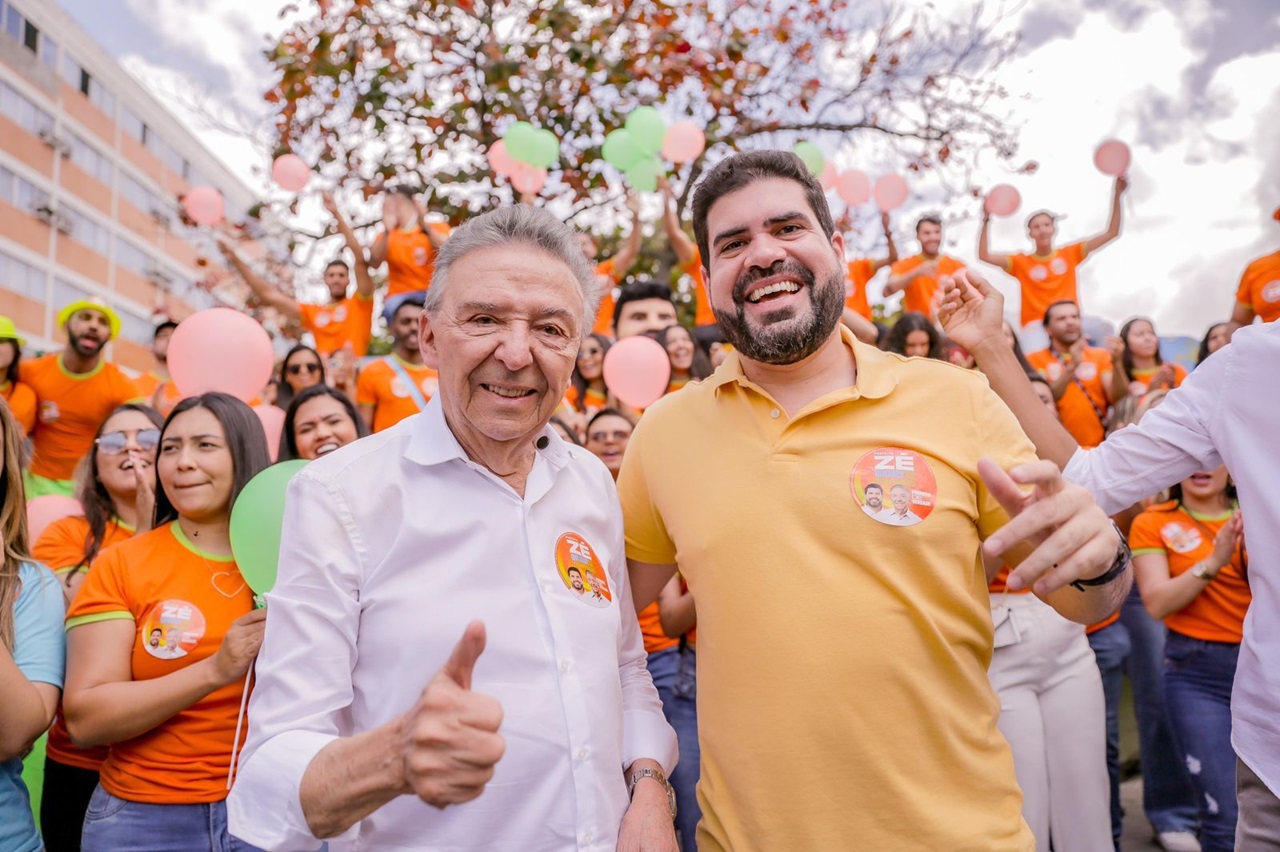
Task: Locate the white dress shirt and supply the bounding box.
[1062,321,1279,793]
[227,399,677,851]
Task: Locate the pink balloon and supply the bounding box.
[271,154,311,193]
[661,121,706,163]
[819,161,838,191]
[183,186,224,227]
[510,162,548,195]
[836,170,871,206]
[168,308,275,403]
[602,336,671,410]
[252,404,285,462]
[984,184,1022,217]
[488,140,516,176]
[27,496,83,543]
[1094,139,1131,177]
[873,174,909,212]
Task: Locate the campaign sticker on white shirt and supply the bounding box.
[1050,257,1069,275]
[850,448,938,527]
[1262,280,1280,303]
[555,532,612,607]
[1161,522,1204,554]
[141,599,206,660]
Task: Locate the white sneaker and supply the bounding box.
[1155,830,1201,852]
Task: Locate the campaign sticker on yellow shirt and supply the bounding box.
[1160,522,1203,554]
[140,599,206,660]
[850,448,938,527]
[555,532,612,608]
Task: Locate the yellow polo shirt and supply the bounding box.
[617,327,1036,852]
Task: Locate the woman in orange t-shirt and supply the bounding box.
[33,403,163,850]
[1131,467,1247,852]
[63,393,270,851]
[653,325,711,396]
[0,328,36,437]
[1108,317,1187,399]
[280,385,366,462]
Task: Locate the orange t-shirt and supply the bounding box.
[592,259,626,336]
[1027,346,1113,448]
[65,522,255,803]
[131,372,184,416]
[35,514,135,770]
[889,254,966,316]
[845,258,876,320]
[355,356,438,432]
[1,380,37,436]
[987,565,1032,595]
[1086,611,1122,636]
[1007,242,1089,327]
[1130,362,1188,394]
[1235,251,1280,323]
[385,223,450,297]
[299,295,374,357]
[681,251,717,327]
[20,354,139,482]
[637,601,679,655]
[1130,502,1250,643]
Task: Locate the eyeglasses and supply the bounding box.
[96,429,161,455]
[287,362,321,376]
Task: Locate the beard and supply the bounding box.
[70,334,105,358]
[712,259,846,366]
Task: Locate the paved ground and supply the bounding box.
[1121,776,1175,851]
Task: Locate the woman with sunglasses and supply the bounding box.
[274,344,326,411]
[1131,467,1248,852]
[279,385,368,462]
[30,404,163,850]
[63,393,271,852]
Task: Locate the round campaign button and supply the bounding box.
[555,532,613,607]
[140,599,206,660]
[850,447,938,527]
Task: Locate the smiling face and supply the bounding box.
[65,309,112,358]
[391,303,423,354]
[864,483,883,510]
[704,177,846,366]
[293,394,359,460]
[284,349,324,393]
[95,409,161,504]
[585,413,632,478]
[614,299,677,340]
[567,567,584,591]
[324,263,351,301]
[421,244,583,455]
[664,325,696,372]
[1181,465,1229,503]
[576,336,605,381]
[916,220,942,257]
[890,484,910,514]
[157,406,235,523]
[905,330,932,358]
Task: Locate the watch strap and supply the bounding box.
[1070,521,1132,592]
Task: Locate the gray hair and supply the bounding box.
[424,205,602,334]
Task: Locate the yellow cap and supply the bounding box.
[0,315,25,346]
[56,297,122,340]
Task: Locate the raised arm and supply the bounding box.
[610,192,644,276]
[659,179,696,266]
[368,193,396,269]
[872,211,899,271]
[324,192,375,300]
[1082,176,1128,255]
[884,258,935,297]
[1227,301,1255,336]
[978,211,1012,270]
[217,236,301,322]
[415,196,448,250]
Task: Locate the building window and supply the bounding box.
[115,238,155,278]
[121,106,144,143]
[62,204,112,256]
[2,3,21,43]
[53,276,95,310]
[0,80,54,137]
[69,132,113,184]
[38,33,56,69]
[88,77,114,117]
[115,307,153,346]
[0,165,52,214]
[0,249,47,301]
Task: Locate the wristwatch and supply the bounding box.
[1192,562,1218,581]
[1070,521,1132,592]
[627,767,677,821]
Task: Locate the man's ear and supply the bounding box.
[419,311,440,369]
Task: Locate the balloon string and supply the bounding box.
[226,664,254,791]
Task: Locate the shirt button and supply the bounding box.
[575,747,588,763]
[582,831,594,844]
[560,660,571,675]
[770,408,780,419]
[540,581,550,592]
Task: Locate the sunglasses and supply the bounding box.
[96,429,161,455]
[287,362,321,376]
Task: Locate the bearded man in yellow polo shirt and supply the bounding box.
[617,151,1131,852]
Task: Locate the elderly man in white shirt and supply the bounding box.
[228,205,679,852]
[940,271,1280,848]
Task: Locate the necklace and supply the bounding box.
[178,522,245,599]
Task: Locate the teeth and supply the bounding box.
[748,281,800,303]
[316,442,340,455]
[487,385,530,398]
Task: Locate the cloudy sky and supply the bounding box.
[62,0,1280,337]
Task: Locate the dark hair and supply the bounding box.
[0,337,19,386]
[389,186,419,201]
[1027,372,1052,390]
[0,400,32,651]
[392,292,427,321]
[886,312,945,360]
[612,280,676,333]
[1164,477,1237,513]
[323,259,350,273]
[154,320,178,339]
[1003,321,1038,376]
[276,344,327,409]
[692,324,724,358]
[586,407,634,434]
[548,417,581,446]
[1197,322,1228,365]
[865,482,883,493]
[280,384,368,461]
[71,404,165,578]
[691,150,835,267]
[915,215,942,234]
[571,333,613,412]
[651,325,712,381]
[152,393,272,528]
[1041,300,1078,327]
[1118,316,1161,380]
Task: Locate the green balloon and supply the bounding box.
[229,459,309,595]
[626,106,667,155]
[603,129,645,171]
[627,156,663,192]
[793,141,825,175]
[530,128,560,169]
[504,121,539,165]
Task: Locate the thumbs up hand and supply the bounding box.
[400,621,506,808]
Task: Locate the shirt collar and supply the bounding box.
[405,395,570,473]
[706,324,899,402]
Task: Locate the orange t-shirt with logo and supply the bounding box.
[889,255,966,316]
[1130,502,1249,643]
[1130,362,1188,394]
[592,259,627,336]
[386,223,451,297]
[1007,242,1089,327]
[132,372,184,416]
[65,522,255,803]
[637,601,679,655]
[20,354,139,482]
[1027,346,1113,448]
[1235,251,1280,323]
[35,515,135,770]
[845,258,877,320]
[299,295,374,357]
[355,356,438,432]
[681,250,717,327]
[1,380,37,436]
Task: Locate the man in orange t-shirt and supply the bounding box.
[584,192,644,335]
[131,320,184,416]
[20,299,138,497]
[979,177,1128,327]
[1229,249,1280,331]
[845,211,899,320]
[885,215,966,318]
[356,295,438,432]
[1025,301,1122,448]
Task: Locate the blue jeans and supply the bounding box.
[648,644,701,851]
[81,785,264,852]
[1120,586,1199,834]
[1089,619,1132,850]
[1163,631,1240,852]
